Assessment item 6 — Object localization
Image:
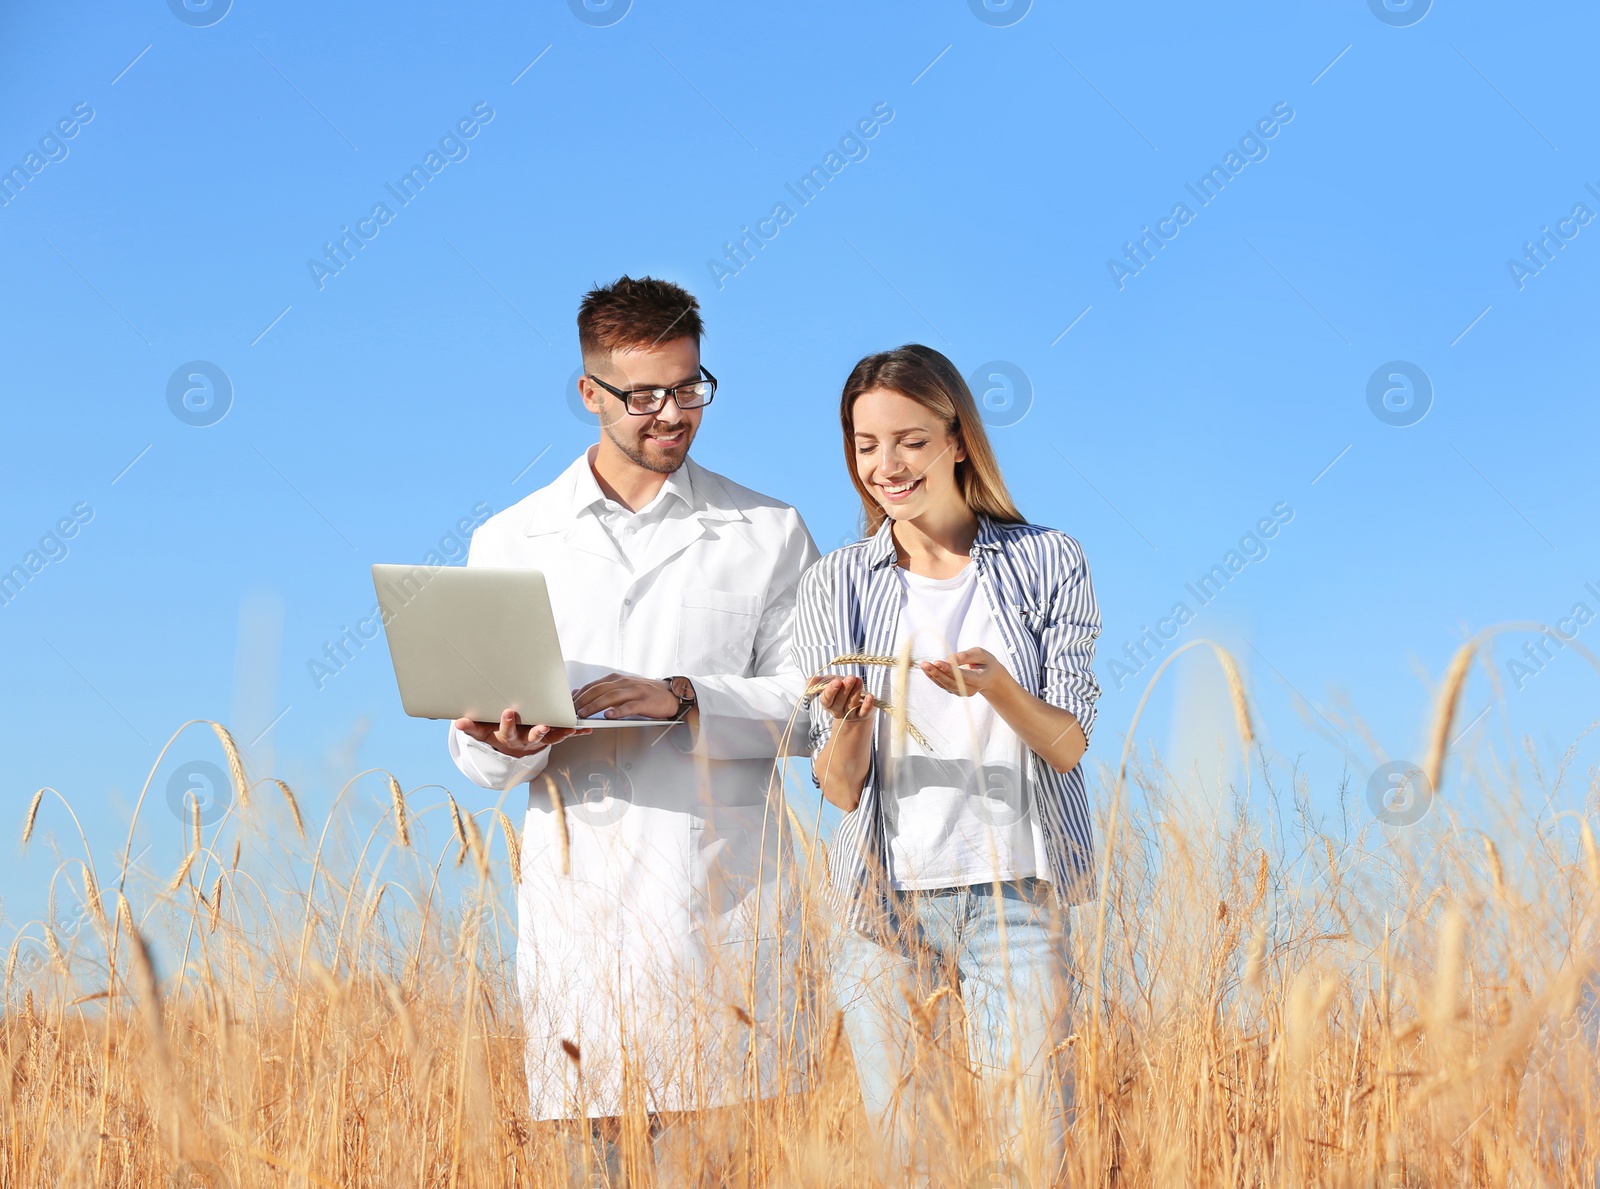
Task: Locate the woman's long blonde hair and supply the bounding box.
[839,344,1025,536]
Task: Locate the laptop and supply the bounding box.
[371,564,675,728]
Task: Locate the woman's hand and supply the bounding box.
[919,648,1013,698]
[813,675,878,723]
[811,675,876,813]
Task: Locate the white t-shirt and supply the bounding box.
[879,563,1050,890]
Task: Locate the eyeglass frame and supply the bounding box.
[585,366,718,416]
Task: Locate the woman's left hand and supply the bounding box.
[919,648,1012,698]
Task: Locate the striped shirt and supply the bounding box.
[790,515,1102,930]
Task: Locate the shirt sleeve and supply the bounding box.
[785,552,845,787]
[677,509,822,761]
[447,723,552,791]
[1038,535,1102,742]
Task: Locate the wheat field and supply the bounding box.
[4,641,1598,1188]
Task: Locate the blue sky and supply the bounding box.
[3,0,1597,940]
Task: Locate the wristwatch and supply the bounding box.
[662,675,697,720]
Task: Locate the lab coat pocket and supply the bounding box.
[677,587,761,675]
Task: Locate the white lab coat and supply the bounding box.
[448,448,819,1119]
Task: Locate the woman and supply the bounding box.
[790,344,1100,1182]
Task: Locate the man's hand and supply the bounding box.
[573,674,683,721]
[452,709,590,759]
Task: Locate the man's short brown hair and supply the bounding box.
[577,275,703,364]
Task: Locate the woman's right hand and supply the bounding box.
[814,675,877,725]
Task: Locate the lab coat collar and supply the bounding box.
[519,449,746,568]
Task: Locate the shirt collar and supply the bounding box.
[863,514,1007,569]
[572,444,695,517]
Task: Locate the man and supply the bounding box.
[448,276,819,1172]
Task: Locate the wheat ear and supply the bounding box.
[1424,642,1476,796]
[545,776,571,876]
[388,775,411,848]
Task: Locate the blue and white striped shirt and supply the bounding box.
[790,515,1102,928]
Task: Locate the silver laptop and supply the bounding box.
[372,564,672,728]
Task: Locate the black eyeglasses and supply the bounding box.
[587,366,718,416]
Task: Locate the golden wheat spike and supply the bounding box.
[83,866,109,936]
[119,895,169,1069]
[1484,837,1507,901]
[388,775,411,848]
[167,851,197,893]
[1583,822,1600,898]
[1247,850,1269,917]
[462,810,489,879]
[273,780,305,841]
[545,776,570,877]
[21,788,44,845]
[208,874,223,933]
[447,794,467,848]
[208,721,250,810]
[1212,645,1255,749]
[230,837,241,872]
[1424,642,1476,796]
[497,810,522,885]
[190,794,202,856]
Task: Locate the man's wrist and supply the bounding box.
[662,675,697,720]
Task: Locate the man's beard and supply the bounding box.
[603,417,692,474]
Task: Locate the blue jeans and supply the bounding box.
[833,878,1074,1186]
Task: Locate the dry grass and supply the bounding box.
[4,649,1600,1188]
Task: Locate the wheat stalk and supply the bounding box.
[447,794,468,867]
[209,721,250,810]
[208,875,223,933]
[545,776,570,877]
[83,866,109,936]
[1217,648,1255,748]
[465,811,489,879]
[168,852,197,892]
[497,810,522,885]
[271,780,305,841]
[21,788,44,845]
[119,894,170,1072]
[1424,642,1476,796]
[388,775,411,848]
